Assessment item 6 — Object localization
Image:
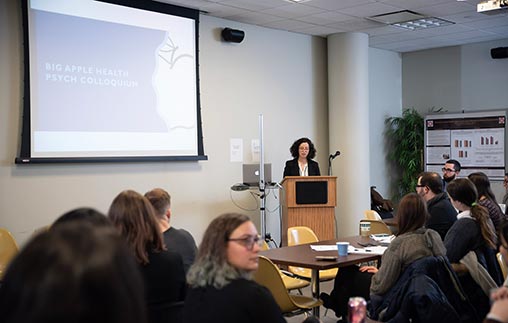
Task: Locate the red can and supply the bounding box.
[348,297,367,323]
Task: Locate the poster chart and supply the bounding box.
[425,111,506,180]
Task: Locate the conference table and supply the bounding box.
[259,235,384,317]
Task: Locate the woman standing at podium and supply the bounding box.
[283,137,320,177]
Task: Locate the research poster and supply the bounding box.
[425,112,506,180]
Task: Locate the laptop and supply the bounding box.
[242,164,272,186]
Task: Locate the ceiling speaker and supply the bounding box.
[491,47,508,59]
[221,28,245,43]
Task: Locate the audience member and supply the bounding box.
[108,190,186,323]
[52,207,112,228]
[445,178,503,318]
[468,172,506,232]
[0,221,146,323]
[502,173,508,215]
[183,213,285,323]
[485,221,508,323]
[416,172,457,240]
[443,159,461,188]
[144,188,197,274]
[370,186,394,219]
[320,193,445,320]
[283,137,320,177]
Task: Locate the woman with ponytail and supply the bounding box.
[445,178,503,318]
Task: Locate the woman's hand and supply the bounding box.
[491,286,508,301]
[359,266,378,274]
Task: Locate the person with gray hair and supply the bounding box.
[416,172,457,240]
[183,213,285,323]
[145,188,197,274]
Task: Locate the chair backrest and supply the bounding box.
[364,210,382,220]
[0,228,19,279]
[254,256,299,313]
[261,240,270,251]
[287,226,318,246]
[497,252,508,280]
[358,219,392,235]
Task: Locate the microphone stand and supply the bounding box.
[328,155,334,176]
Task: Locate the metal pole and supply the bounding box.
[259,114,266,239]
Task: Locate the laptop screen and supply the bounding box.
[242,164,272,186]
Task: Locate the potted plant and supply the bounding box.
[385,108,424,201]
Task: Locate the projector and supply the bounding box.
[477,0,508,14]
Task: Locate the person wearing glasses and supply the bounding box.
[283,137,320,177]
[442,159,461,189]
[415,172,457,240]
[184,213,285,323]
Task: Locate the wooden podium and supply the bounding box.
[280,176,337,246]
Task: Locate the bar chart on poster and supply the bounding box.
[425,111,506,180]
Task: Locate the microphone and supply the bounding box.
[329,150,341,160]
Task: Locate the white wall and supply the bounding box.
[0,1,329,246]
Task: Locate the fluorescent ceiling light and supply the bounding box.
[284,0,312,3]
[367,10,454,30]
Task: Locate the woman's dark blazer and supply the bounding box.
[283,158,320,177]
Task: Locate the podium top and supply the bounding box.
[280,176,336,184]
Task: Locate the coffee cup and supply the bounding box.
[337,242,349,256]
[360,222,371,237]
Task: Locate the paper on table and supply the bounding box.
[348,245,387,255]
[310,245,337,251]
[370,234,395,245]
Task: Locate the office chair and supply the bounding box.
[261,241,310,292]
[358,219,392,236]
[287,226,338,281]
[253,256,322,316]
[0,227,19,279]
[497,252,507,280]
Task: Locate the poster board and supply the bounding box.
[424,111,506,180]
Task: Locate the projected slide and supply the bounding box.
[27,0,199,158]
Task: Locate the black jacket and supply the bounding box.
[426,192,457,240]
[283,158,320,177]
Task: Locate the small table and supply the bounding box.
[260,235,383,317]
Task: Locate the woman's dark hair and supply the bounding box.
[468,172,499,204]
[446,178,497,249]
[289,137,316,159]
[53,207,112,228]
[108,190,165,265]
[396,193,428,235]
[0,222,146,323]
[500,221,508,248]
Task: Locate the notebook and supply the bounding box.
[242,164,272,186]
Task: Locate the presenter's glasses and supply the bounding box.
[228,235,263,250]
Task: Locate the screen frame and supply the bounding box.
[16,0,207,164]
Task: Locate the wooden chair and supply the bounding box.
[364,210,382,220]
[358,219,392,236]
[0,227,19,279]
[497,252,507,280]
[261,241,310,292]
[253,256,322,316]
[287,226,338,281]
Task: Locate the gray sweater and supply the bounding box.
[370,228,446,295]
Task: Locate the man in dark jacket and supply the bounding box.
[416,172,457,240]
